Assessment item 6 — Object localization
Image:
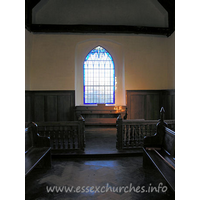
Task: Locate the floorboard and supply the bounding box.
[25,127,175,199]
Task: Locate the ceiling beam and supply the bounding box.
[26,0,41,9]
[25,0,41,31]
[31,24,171,36]
[158,0,175,35]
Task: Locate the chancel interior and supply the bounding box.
[25,0,175,199]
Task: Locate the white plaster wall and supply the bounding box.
[25,29,33,90]
[27,33,175,93]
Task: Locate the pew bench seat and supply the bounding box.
[143,111,175,192]
[143,148,175,191]
[25,123,51,177]
[25,147,51,176]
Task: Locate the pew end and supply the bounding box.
[142,107,175,192]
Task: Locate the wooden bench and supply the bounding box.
[25,122,51,176]
[143,107,175,192]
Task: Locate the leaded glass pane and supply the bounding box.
[83,46,115,104]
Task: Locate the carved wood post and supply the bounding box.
[67,129,71,149]
[135,125,138,147]
[160,107,165,123]
[140,125,143,147]
[53,129,57,149]
[116,114,123,150]
[125,125,129,147]
[58,129,61,149]
[27,122,38,146]
[156,107,167,145]
[130,125,133,147]
[134,125,136,147]
[123,107,128,120]
[72,128,75,149]
[78,115,85,150]
[63,128,66,150]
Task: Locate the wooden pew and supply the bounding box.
[25,122,51,176]
[143,107,175,192]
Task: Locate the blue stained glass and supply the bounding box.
[83,46,115,104]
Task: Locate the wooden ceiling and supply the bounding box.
[25,0,174,36]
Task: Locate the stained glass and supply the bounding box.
[83,46,115,104]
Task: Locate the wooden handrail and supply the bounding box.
[35,119,85,153]
[116,107,175,150]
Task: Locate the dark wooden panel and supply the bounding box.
[129,94,145,119]
[25,90,75,122]
[26,90,174,122]
[34,95,45,122]
[25,93,32,122]
[57,95,71,121]
[45,95,57,121]
[171,94,175,119]
[161,90,175,119]
[165,95,172,119]
[146,94,160,120]
[127,90,175,120]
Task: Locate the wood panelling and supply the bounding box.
[57,95,72,121]
[25,93,32,122]
[127,90,175,120]
[45,95,57,121]
[25,91,75,122]
[129,94,145,119]
[160,90,175,120]
[26,90,174,122]
[34,95,45,121]
[146,93,160,120]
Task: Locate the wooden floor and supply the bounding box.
[84,127,142,155]
[25,127,175,200]
[25,157,175,200]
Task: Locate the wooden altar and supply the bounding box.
[76,104,126,126]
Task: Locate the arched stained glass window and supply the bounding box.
[83,46,115,104]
